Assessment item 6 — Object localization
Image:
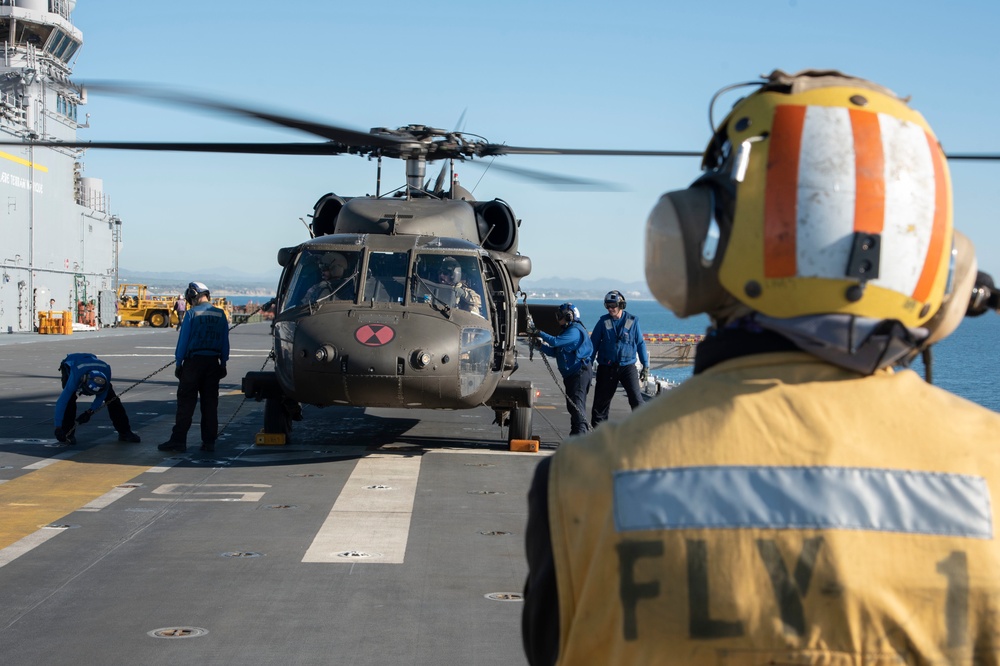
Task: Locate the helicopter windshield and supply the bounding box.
[282,249,361,312]
[411,253,487,318]
[363,251,409,303]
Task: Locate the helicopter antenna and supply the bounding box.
[299,216,314,238]
[471,156,497,195]
[479,224,496,249]
[376,155,382,198]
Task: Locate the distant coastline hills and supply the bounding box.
[120,268,653,301]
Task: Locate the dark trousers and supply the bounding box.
[563,364,593,435]
[169,356,222,444]
[60,371,131,435]
[590,363,643,427]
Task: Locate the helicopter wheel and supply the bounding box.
[263,396,291,437]
[508,404,532,442]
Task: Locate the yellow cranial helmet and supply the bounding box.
[646,70,960,330]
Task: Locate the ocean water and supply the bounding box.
[228,294,1000,413]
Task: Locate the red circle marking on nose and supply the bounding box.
[355,324,395,347]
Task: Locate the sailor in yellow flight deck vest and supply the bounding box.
[521,70,1000,665]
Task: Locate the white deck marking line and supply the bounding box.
[0,529,63,568]
[23,450,79,469]
[77,484,139,512]
[302,454,421,564]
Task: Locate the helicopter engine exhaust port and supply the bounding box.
[473,200,518,253]
[311,193,347,237]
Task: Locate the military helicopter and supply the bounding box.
[0,82,701,444]
[4,80,998,446]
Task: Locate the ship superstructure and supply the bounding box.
[0,0,121,332]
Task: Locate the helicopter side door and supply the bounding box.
[481,255,517,371]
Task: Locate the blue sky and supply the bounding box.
[69,0,999,285]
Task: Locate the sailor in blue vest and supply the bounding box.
[588,290,649,427]
[54,353,141,445]
[532,303,594,436]
[159,281,230,453]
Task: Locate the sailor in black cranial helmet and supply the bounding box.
[523,70,1000,666]
[587,289,649,427]
[159,281,230,453]
[54,353,141,445]
[529,302,594,436]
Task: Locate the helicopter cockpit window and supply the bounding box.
[282,250,361,312]
[363,251,409,303]
[411,254,487,318]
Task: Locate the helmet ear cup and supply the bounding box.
[645,186,729,318]
[923,230,977,347]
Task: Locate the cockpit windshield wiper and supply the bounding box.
[412,275,452,319]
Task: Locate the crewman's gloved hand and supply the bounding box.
[76,409,93,425]
[219,364,227,379]
[54,427,67,442]
[174,363,183,379]
[640,367,649,383]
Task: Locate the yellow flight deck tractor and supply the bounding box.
[117,284,177,327]
[116,284,232,328]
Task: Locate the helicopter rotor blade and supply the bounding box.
[946,153,1000,161]
[463,159,623,191]
[480,145,705,158]
[432,161,449,194]
[0,140,351,155]
[482,145,1000,162]
[81,81,409,149]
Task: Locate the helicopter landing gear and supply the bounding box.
[243,371,302,441]
[263,396,291,437]
[508,404,532,442]
[488,380,534,445]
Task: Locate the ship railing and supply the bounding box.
[49,0,73,20]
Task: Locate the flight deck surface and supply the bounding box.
[0,322,637,665]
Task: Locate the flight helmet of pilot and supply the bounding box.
[320,252,348,279]
[439,257,462,286]
[643,69,977,374]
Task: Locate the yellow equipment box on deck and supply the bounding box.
[38,311,73,335]
[255,431,286,446]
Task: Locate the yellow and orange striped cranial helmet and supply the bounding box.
[646,70,972,332]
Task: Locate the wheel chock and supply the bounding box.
[255,431,286,446]
[509,438,539,452]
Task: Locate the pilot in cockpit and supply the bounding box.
[435,256,483,316]
[301,252,355,304]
